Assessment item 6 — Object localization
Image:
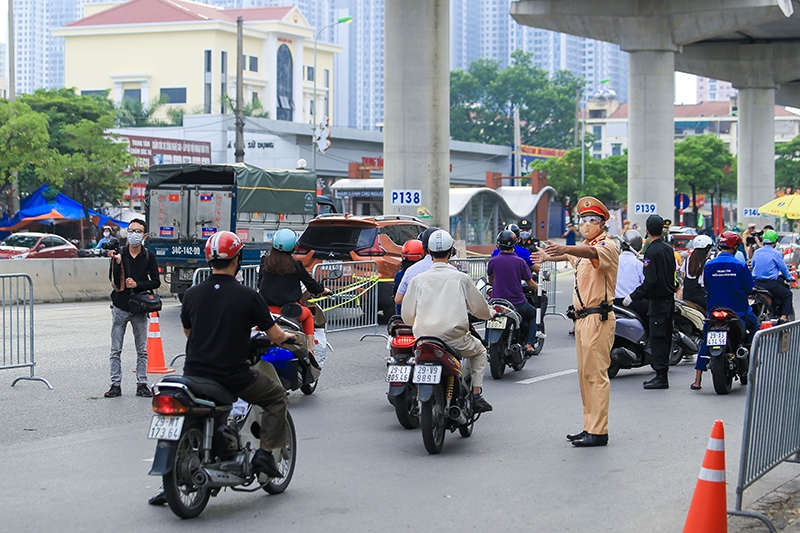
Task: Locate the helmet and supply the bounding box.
[205,231,244,261]
[621,229,643,252]
[428,230,454,252]
[496,230,516,249]
[505,223,520,237]
[401,239,424,261]
[272,228,297,252]
[692,235,713,249]
[419,227,439,250]
[718,231,742,250]
[762,230,779,244]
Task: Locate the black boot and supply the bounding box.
[643,373,669,390]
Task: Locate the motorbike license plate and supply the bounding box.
[386,365,412,383]
[706,331,728,347]
[178,269,195,281]
[413,365,442,384]
[487,316,507,329]
[147,415,185,440]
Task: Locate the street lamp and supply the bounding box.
[580,78,611,186]
[312,15,352,172]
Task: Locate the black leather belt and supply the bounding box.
[575,307,613,319]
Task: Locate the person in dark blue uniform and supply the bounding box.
[627,215,678,390]
[690,231,759,390]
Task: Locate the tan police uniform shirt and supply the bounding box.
[570,233,619,309]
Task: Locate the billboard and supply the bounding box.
[118,134,212,172]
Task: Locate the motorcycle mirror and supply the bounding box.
[475,278,487,292]
[280,303,304,319]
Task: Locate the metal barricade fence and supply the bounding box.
[729,321,800,532]
[192,265,259,290]
[311,261,379,333]
[449,257,488,282]
[540,261,561,317]
[1,274,51,389]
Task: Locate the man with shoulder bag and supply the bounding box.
[104,218,161,398]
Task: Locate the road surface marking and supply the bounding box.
[516,369,577,384]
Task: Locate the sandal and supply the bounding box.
[690,384,702,391]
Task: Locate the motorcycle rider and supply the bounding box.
[401,229,496,413]
[491,223,534,269]
[625,215,678,390]
[751,229,794,322]
[614,229,648,320]
[680,234,713,312]
[691,231,759,390]
[487,230,540,355]
[392,239,425,315]
[394,227,458,308]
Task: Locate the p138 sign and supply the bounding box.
[391,190,422,206]
[634,203,657,215]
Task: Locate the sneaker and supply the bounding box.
[251,449,283,479]
[104,384,121,398]
[136,383,153,397]
[472,393,493,413]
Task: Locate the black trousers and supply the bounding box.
[755,279,794,317]
[649,297,674,374]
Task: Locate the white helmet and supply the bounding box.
[692,235,713,249]
[428,230,454,252]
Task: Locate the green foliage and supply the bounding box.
[776,135,800,191]
[0,101,51,215]
[533,148,623,208]
[450,50,582,149]
[116,95,169,127]
[674,135,736,218]
[222,95,270,119]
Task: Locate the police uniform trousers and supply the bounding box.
[574,313,615,435]
[648,297,674,374]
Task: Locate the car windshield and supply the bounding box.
[780,235,795,245]
[1,235,40,248]
[299,226,378,251]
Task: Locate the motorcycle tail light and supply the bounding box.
[711,310,731,320]
[391,335,416,349]
[152,395,190,415]
[414,345,446,361]
[493,305,503,313]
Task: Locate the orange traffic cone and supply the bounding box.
[791,264,799,290]
[683,420,727,533]
[145,312,175,374]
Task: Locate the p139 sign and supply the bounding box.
[391,190,422,206]
[634,203,657,215]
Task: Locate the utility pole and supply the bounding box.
[8,0,20,214]
[513,106,521,185]
[574,87,580,147]
[234,16,245,163]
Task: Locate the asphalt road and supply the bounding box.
[2,288,799,532]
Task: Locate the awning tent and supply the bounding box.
[0,186,130,233]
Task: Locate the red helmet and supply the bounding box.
[401,239,424,261]
[205,231,244,261]
[718,231,742,250]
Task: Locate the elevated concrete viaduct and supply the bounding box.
[510,0,799,227]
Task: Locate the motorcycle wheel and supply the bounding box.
[709,355,733,395]
[163,425,211,519]
[264,412,297,494]
[530,322,545,356]
[607,361,620,379]
[421,386,446,454]
[489,342,506,380]
[300,379,317,395]
[669,339,684,366]
[394,387,420,430]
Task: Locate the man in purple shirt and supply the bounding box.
[487,230,539,354]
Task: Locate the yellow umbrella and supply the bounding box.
[758,194,800,219]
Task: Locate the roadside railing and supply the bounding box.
[728,320,800,532]
[1,274,51,389]
[449,257,488,282]
[311,261,379,333]
[192,265,259,289]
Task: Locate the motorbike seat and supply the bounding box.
[415,336,462,359]
[160,375,238,405]
[613,304,646,325]
[751,286,773,297]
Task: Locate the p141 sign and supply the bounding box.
[634,203,657,215]
[391,190,421,206]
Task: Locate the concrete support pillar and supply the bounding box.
[627,50,675,228]
[737,87,776,225]
[384,1,450,230]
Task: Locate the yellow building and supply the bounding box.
[54,0,341,124]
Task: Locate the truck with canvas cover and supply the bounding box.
[145,163,319,298]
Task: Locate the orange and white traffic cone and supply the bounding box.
[790,264,799,290]
[145,312,175,374]
[683,420,728,533]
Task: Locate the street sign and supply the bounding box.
[674,193,690,210]
[391,190,421,206]
[634,203,657,215]
[742,207,761,217]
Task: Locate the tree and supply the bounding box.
[0,101,51,215]
[450,50,582,149]
[674,135,735,221]
[601,153,628,205]
[776,135,800,192]
[532,148,621,209]
[116,95,168,127]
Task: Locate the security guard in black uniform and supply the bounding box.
[627,214,677,389]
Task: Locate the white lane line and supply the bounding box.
[516,369,577,384]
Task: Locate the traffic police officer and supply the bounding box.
[626,214,678,390]
[537,196,618,448]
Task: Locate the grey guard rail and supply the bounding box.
[728,320,800,532]
[1,273,51,389]
[311,260,379,333]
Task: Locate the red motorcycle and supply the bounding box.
[385,317,419,429]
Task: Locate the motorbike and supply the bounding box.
[705,306,752,395]
[385,316,419,429]
[148,330,297,519]
[749,286,778,323]
[608,300,700,378]
[413,324,483,454]
[267,303,324,395]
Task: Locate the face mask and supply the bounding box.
[127,232,144,247]
[580,221,603,241]
[103,231,110,238]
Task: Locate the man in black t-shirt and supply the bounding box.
[182,231,294,479]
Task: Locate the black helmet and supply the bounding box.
[505,223,520,237]
[621,229,643,253]
[419,227,439,250]
[496,230,516,249]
